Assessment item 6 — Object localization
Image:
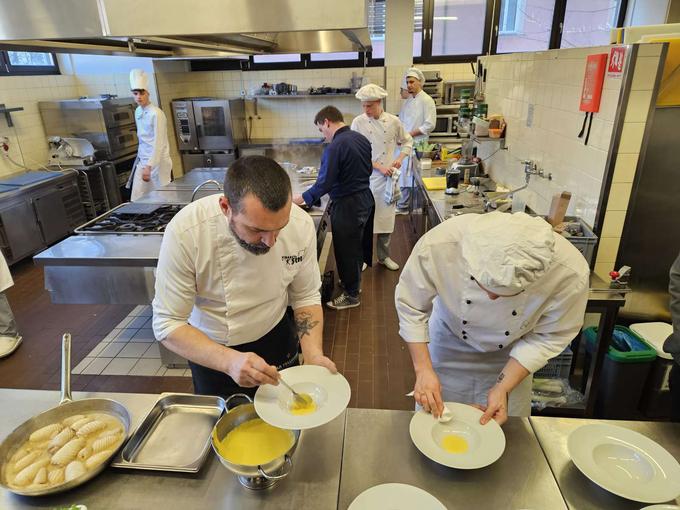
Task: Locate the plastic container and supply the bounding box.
[582,326,657,419]
[542,216,598,265]
[630,322,674,418]
[534,346,573,379]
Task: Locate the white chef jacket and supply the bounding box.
[0,252,13,293]
[152,196,321,346]
[398,90,436,187]
[395,215,590,374]
[129,103,172,201]
[351,112,412,234]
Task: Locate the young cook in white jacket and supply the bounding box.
[395,212,590,424]
[127,69,172,202]
[351,84,413,271]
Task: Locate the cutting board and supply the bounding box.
[422,177,446,190]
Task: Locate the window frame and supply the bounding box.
[0,50,60,76]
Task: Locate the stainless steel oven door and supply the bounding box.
[193,100,235,150]
[102,104,136,129]
[107,125,139,159]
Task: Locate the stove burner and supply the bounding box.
[79,204,183,234]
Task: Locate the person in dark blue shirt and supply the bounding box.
[293,106,374,310]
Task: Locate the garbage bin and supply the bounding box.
[582,325,657,419]
[630,322,674,418]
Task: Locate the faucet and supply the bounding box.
[523,160,552,181]
[191,179,222,202]
[483,160,535,212]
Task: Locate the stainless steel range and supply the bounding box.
[75,203,183,235]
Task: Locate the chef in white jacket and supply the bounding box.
[127,69,172,201]
[351,84,413,271]
[396,67,437,214]
[153,156,336,398]
[0,252,21,358]
[395,212,590,425]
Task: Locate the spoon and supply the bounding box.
[279,376,309,407]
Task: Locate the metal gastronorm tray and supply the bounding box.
[111,393,225,473]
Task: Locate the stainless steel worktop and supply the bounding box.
[0,389,345,510]
[530,416,680,509]
[238,137,325,148]
[338,409,568,510]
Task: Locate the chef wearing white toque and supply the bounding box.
[351,84,413,271]
[127,69,172,201]
[395,67,437,215]
[395,212,590,424]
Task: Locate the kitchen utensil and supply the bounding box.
[568,423,680,503]
[349,483,446,510]
[446,168,460,190]
[422,177,446,191]
[255,365,350,430]
[278,376,309,407]
[409,402,505,469]
[0,334,131,496]
[211,394,300,490]
[111,393,224,473]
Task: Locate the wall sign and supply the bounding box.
[608,46,627,78]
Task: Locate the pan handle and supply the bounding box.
[258,455,293,480]
[224,393,252,411]
[60,333,73,405]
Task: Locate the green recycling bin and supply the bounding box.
[582,326,657,419]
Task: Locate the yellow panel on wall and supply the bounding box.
[646,37,680,106]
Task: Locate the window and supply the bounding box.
[310,52,359,62]
[431,0,487,56]
[369,0,386,59]
[496,0,555,53]
[252,53,301,64]
[561,0,622,48]
[414,0,424,57]
[0,50,59,76]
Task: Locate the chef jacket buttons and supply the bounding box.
[498,344,503,349]
[466,299,471,304]
[504,331,510,336]
[462,320,467,325]
[462,330,466,335]
[463,335,468,340]
[512,310,517,316]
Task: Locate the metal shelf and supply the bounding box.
[247,94,355,99]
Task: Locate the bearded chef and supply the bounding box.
[395,67,436,215]
[0,252,21,358]
[351,84,413,271]
[395,212,590,424]
[127,69,172,201]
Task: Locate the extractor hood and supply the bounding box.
[0,0,372,58]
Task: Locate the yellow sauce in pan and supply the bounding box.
[441,434,469,454]
[214,419,294,466]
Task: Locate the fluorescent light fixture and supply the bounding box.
[433,16,459,21]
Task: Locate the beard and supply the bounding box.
[229,219,270,255]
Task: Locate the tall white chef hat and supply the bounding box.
[404,67,425,83]
[129,69,149,91]
[400,77,408,90]
[461,212,555,294]
[355,83,388,101]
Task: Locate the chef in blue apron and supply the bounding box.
[395,212,590,424]
[127,69,172,201]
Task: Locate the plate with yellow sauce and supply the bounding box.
[409,402,505,469]
[254,365,351,430]
[212,418,295,467]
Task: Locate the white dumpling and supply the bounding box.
[51,438,85,466]
[69,416,94,432]
[29,423,62,443]
[48,427,75,454]
[33,466,47,485]
[91,433,121,453]
[47,467,65,485]
[9,445,30,464]
[61,414,86,427]
[13,456,50,487]
[64,460,86,482]
[77,445,92,461]
[76,420,106,438]
[14,450,41,472]
[85,450,112,470]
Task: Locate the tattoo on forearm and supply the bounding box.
[295,312,319,339]
[497,372,505,384]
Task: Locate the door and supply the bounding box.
[0,200,44,263]
[182,153,207,173]
[193,100,234,150]
[33,190,71,245]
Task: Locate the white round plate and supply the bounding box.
[254,365,350,430]
[348,483,446,510]
[640,505,680,510]
[409,402,506,469]
[568,424,680,504]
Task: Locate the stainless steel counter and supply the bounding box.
[0,389,345,510]
[338,409,568,510]
[530,416,680,509]
[238,137,325,148]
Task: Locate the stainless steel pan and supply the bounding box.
[0,333,131,496]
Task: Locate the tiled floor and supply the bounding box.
[0,216,418,410]
[72,305,191,378]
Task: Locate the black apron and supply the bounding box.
[188,308,300,399]
[329,188,375,297]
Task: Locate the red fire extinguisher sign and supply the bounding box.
[579,53,608,113]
